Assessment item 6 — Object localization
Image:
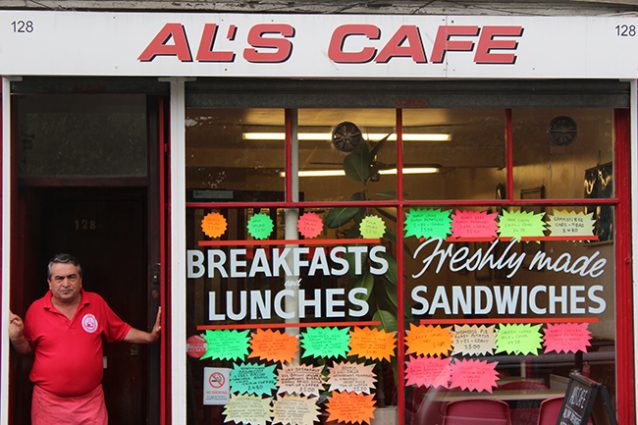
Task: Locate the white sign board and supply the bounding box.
[203,367,230,405]
[1,11,638,78]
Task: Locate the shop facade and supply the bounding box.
[1,9,637,425]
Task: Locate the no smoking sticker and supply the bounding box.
[203,367,230,405]
[209,371,226,388]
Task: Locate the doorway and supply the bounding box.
[8,89,165,424]
[10,187,155,424]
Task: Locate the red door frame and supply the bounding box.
[0,88,170,425]
[613,108,634,424]
[159,96,170,425]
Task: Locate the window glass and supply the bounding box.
[186,108,285,201]
[17,94,147,178]
[183,106,619,425]
[403,205,616,425]
[402,109,506,200]
[298,109,397,201]
[186,205,398,424]
[512,109,614,199]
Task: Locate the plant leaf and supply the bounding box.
[344,250,368,276]
[382,229,415,257]
[373,309,397,332]
[370,132,391,157]
[351,191,367,201]
[403,303,414,323]
[383,283,398,308]
[352,273,374,301]
[381,252,397,285]
[374,207,397,222]
[390,356,398,384]
[343,145,372,182]
[324,207,360,228]
[343,225,361,239]
[375,191,397,199]
[375,191,408,199]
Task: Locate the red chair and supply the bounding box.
[497,380,550,425]
[537,397,593,425]
[443,399,512,425]
[537,397,565,425]
[499,380,549,391]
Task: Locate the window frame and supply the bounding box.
[177,90,634,425]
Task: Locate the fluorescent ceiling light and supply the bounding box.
[380,167,440,175]
[279,167,439,178]
[243,132,451,142]
[282,170,346,177]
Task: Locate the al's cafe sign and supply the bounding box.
[2,11,638,78]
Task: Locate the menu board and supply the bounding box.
[558,373,617,425]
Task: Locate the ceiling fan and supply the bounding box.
[307,122,441,178]
[331,121,365,152]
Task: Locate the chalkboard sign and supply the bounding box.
[557,372,617,425]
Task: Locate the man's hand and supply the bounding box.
[150,306,161,342]
[124,306,162,344]
[9,311,32,354]
[9,311,24,340]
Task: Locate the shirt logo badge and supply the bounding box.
[81,314,98,333]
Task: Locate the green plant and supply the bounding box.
[322,133,411,403]
[323,134,403,332]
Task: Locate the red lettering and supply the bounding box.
[430,25,479,63]
[328,24,380,63]
[227,25,237,41]
[196,24,235,62]
[138,23,192,62]
[474,26,523,64]
[375,25,427,63]
[243,24,295,63]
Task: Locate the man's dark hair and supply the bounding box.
[47,253,82,278]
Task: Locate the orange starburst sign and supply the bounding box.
[348,327,395,361]
[327,391,376,425]
[405,324,453,357]
[201,212,228,238]
[248,329,298,364]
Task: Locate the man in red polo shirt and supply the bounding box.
[9,253,161,425]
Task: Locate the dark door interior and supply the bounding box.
[10,187,149,424]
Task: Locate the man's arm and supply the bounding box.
[124,306,161,344]
[9,312,32,355]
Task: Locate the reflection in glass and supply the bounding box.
[513,109,613,199]
[403,109,506,200]
[186,206,398,424]
[186,108,285,201]
[17,94,147,178]
[182,106,620,425]
[297,109,397,201]
[403,206,616,425]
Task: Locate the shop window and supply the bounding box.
[512,109,614,200]
[402,109,506,200]
[184,105,619,425]
[297,108,397,201]
[186,206,398,423]
[403,209,616,425]
[186,108,285,201]
[17,94,147,178]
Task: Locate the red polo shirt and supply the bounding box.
[24,290,131,397]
